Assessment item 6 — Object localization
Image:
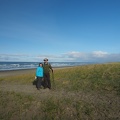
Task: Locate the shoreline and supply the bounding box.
[0,66,75,77]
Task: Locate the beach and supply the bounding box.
[0,66,74,77]
[0,69,36,77]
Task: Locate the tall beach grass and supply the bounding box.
[0,62,120,120]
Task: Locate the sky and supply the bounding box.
[0,0,120,62]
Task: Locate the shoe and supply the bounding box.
[48,87,51,90]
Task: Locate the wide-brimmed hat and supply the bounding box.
[43,58,48,61]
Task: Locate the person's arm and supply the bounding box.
[36,68,38,77]
[49,64,53,72]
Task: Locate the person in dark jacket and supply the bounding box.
[36,63,43,90]
[43,58,53,89]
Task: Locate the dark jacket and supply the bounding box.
[43,63,52,73]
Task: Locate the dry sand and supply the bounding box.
[0,69,36,77]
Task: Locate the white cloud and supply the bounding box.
[0,51,120,62]
[61,51,120,62]
[63,51,85,58]
[92,51,108,57]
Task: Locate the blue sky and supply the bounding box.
[0,0,120,62]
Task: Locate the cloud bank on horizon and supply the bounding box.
[0,51,120,62]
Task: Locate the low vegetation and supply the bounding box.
[0,62,120,120]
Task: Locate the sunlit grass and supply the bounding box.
[0,72,35,84]
[54,63,120,93]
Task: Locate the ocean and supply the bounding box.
[0,62,97,71]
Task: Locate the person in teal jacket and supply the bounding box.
[36,63,43,90]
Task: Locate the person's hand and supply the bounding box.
[35,76,37,79]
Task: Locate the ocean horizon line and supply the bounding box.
[0,61,101,71]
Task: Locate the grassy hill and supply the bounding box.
[0,62,120,120]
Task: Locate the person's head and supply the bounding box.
[39,63,43,67]
[43,58,48,63]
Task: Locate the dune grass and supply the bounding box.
[0,62,120,120]
[54,63,120,94]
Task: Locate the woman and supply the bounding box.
[36,63,43,90]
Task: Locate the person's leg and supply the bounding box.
[37,77,41,89]
[47,73,51,89]
[39,77,42,88]
[44,74,48,89]
[41,77,44,88]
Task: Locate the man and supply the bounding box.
[43,58,53,89]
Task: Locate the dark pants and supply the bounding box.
[44,73,51,89]
[37,77,42,89]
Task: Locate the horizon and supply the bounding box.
[0,61,99,63]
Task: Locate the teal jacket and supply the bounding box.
[36,67,43,77]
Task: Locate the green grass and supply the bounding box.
[54,63,120,94]
[0,91,34,120]
[0,62,120,120]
